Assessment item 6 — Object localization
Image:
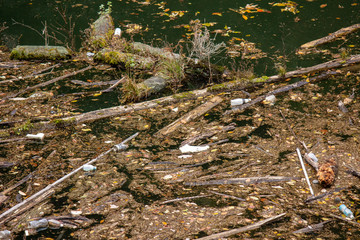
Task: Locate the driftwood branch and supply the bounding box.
[50,55,360,125]
[184,176,300,186]
[160,194,211,204]
[0,132,138,225]
[0,63,60,85]
[300,24,360,49]
[225,70,340,115]
[196,213,286,240]
[155,96,223,137]
[181,123,236,147]
[101,76,126,93]
[3,65,92,101]
[293,220,332,234]
[266,54,360,82]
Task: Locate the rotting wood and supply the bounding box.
[184,176,300,186]
[293,220,332,234]
[0,132,138,225]
[0,63,60,85]
[160,194,211,204]
[101,76,126,93]
[155,96,223,137]
[180,123,236,147]
[208,190,245,201]
[328,213,360,228]
[0,172,34,205]
[48,55,360,125]
[0,189,55,226]
[225,70,340,115]
[196,213,286,240]
[266,54,360,82]
[305,187,345,204]
[2,65,93,101]
[71,79,119,86]
[300,24,360,49]
[345,165,360,178]
[56,88,209,124]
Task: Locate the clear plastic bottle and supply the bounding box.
[28,218,49,229]
[0,230,11,240]
[83,164,96,172]
[339,204,354,219]
[114,143,128,151]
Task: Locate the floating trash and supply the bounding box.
[264,94,276,105]
[339,204,354,219]
[230,98,251,107]
[83,164,97,172]
[26,133,45,141]
[179,144,209,153]
[0,230,11,240]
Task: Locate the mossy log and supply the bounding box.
[10,45,70,60]
[89,13,114,49]
[132,42,181,60]
[94,49,155,69]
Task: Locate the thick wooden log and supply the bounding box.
[10,45,70,60]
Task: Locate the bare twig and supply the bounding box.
[208,190,245,201]
[293,220,332,234]
[184,176,300,186]
[196,213,286,240]
[3,65,93,101]
[160,194,211,204]
[296,148,314,196]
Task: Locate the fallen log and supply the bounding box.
[184,176,300,186]
[50,54,360,125]
[10,45,71,60]
[196,213,286,240]
[3,65,93,101]
[155,96,223,137]
[300,24,360,49]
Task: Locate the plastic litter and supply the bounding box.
[26,133,45,141]
[83,164,97,172]
[264,94,276,105]
[114,27,122,37]
[0,230,11,240]
[230,98,251,107]
[28,218,49,229]
[339,204,354,219]
[114,143,128,151]
[307,152,318,163]
[179,144,209,153]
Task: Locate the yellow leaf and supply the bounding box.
[212,12,222,16]
[82,128,92,132]
[348,45,355,47]
[71,100,78,103]
[93,93,102,97]
[242,15,248,20]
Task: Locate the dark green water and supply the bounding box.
[1,0,360,75]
